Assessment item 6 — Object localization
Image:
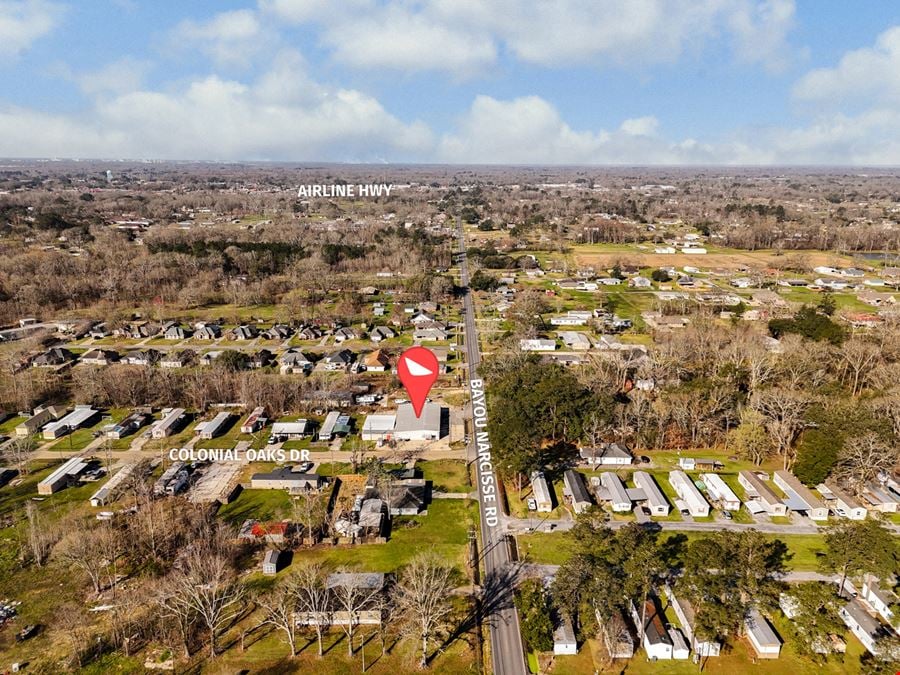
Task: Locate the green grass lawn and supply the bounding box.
[218,487,296,524]
[417,459,470,493]
[294,499,477,574]
[47,408,130,452]
[0,415,25,435]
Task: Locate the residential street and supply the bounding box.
[459,218,528,675]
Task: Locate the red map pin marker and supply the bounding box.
[397,346,439,418]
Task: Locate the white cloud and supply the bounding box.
[170,9,265,67]
[74,57,151,96]
[437,95,720,164]
[322,7,497,76]
[0,51,433,161]
[0,0,64,59]
[794,25,900,106]
[262,0,798,76]
[620,116,659,137]
[726,0,796,72]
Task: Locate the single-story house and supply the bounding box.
[861,578,898,625]
[16,405,65,437]
[160,350,194,368]
[263,324,293,340]
[106,412,150,439]
[194,324,221,340]
[363,349,391,372]
[823,482,868,520]
[323,349,354,370]
[840,598,883,656]
[665,586,720,657]
[553,616,577,655]
[597,473,632,512]
[520,339,557,352]
[37,456,94,495]
[262,549,282,576]
[81,349,120,366]
[280,348,313,374]
[270,420,310,440]
[633,599,673,660]
[580,443,633,466]
[196,412,232,439]
[370,326,396,342]
[231,325,258,340]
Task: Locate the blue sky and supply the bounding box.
[2,0,900,164]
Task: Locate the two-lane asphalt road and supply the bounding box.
[457,218,527,675]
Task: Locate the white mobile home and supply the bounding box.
[240,407,267,434]
[738,471,787,517]
[197,412,232,440]
[633,599,673,660]
[701,473,741,511]
[553,616,577,655]
[840,599,883,655]
[598,472,632,512]
[580,442,633,466]
[824,482,868,520]
[862,578,898,625]
[744,609,781,659]
[669,470,709,517]
[773,470,828,521]
[531,471,553,512]
[862,483,899,514]
[632,471,670,516]
[152,408,186,439]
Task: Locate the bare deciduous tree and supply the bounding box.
[834,433,899,496]
[292,561,331,658]
[55,522,119,595]
[161,551,245,658]
[258,580,301,658]
[23,500,56,566]
[331,567,383,659]
[751,387,809,470]
[394,552,456,669]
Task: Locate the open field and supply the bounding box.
[571,244,860,271]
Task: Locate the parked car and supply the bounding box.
[526,498,537,511]
[722,510,733,520]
